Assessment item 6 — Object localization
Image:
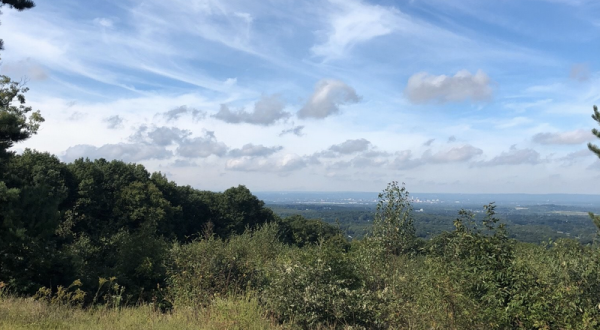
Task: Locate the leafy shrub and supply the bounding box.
[371,181,417,255]
[167,223,283,307]
[263,240,378,329]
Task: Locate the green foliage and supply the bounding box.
[209,185,277,237]
[371,181,416,255]
[263,241,378,329]
[278,214,344,248]
[167,223,283,307]
[0,76,44,158]
[428,204,518,327]
[0,0,35,11]
[588,105,600,159]
[34,280,86,308]
[0,150,71,293]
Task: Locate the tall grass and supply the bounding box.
[0,295,282,330]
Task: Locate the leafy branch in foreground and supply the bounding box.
[587,105,600,235]
[0,76,44,158]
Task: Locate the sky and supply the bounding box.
[2,0,600,194]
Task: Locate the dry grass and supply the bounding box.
[0,295,284,330]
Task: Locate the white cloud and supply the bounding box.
[532,129,593,145]
[297,79,360,119]
[63,143,172,163]
[177,131,229,158]
[311,0,402,60]
[279,125,305,137]
[391,150,424,170]
[228,144,283,157]
[104,115,124,129]
[159,105,206,122]
[144,126,192,146]
[422,145,483,163]
[214,95,290,125]
[404,70,493,104]
[475,145,542,166]
[328,138,371,154]
[226,154,306,172]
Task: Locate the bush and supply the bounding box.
[167,223,284,307]
[263,240,378,329]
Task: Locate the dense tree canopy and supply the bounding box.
[0,76,44,160]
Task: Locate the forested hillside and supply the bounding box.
[2,70,600,328]
[3,1,600,329]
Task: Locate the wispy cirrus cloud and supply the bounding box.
[311,0,403,60]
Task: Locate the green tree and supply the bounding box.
[589,105,600,159]
[587,105,600,233]
[0,150,71,293]
[0,76,44,159]
[371,181,416,255]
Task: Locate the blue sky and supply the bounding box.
[2,0,600,193]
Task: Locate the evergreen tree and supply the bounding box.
[0,76,44,159]
[588,105,600,159]
[587,105,600,233]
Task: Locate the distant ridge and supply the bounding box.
[256,191,600,206]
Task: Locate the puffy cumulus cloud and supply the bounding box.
[104,115,124,129]
[297,79,360,119]
[404,70,492,104]
[279,125,305,137]
[532,129,593,145]
[214,95,290,125]
[159,105,206,122]
[177,131,229,158]
[422,145,483,163]
[329,138,371,154]
[390,150,424,170]
[228,143,283,157]
[475,145,542,166]
[569,63,590,82]
[62,143,172,163]
[146,127,191,146]
[226,154,306,172]
[129,125,191,146]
